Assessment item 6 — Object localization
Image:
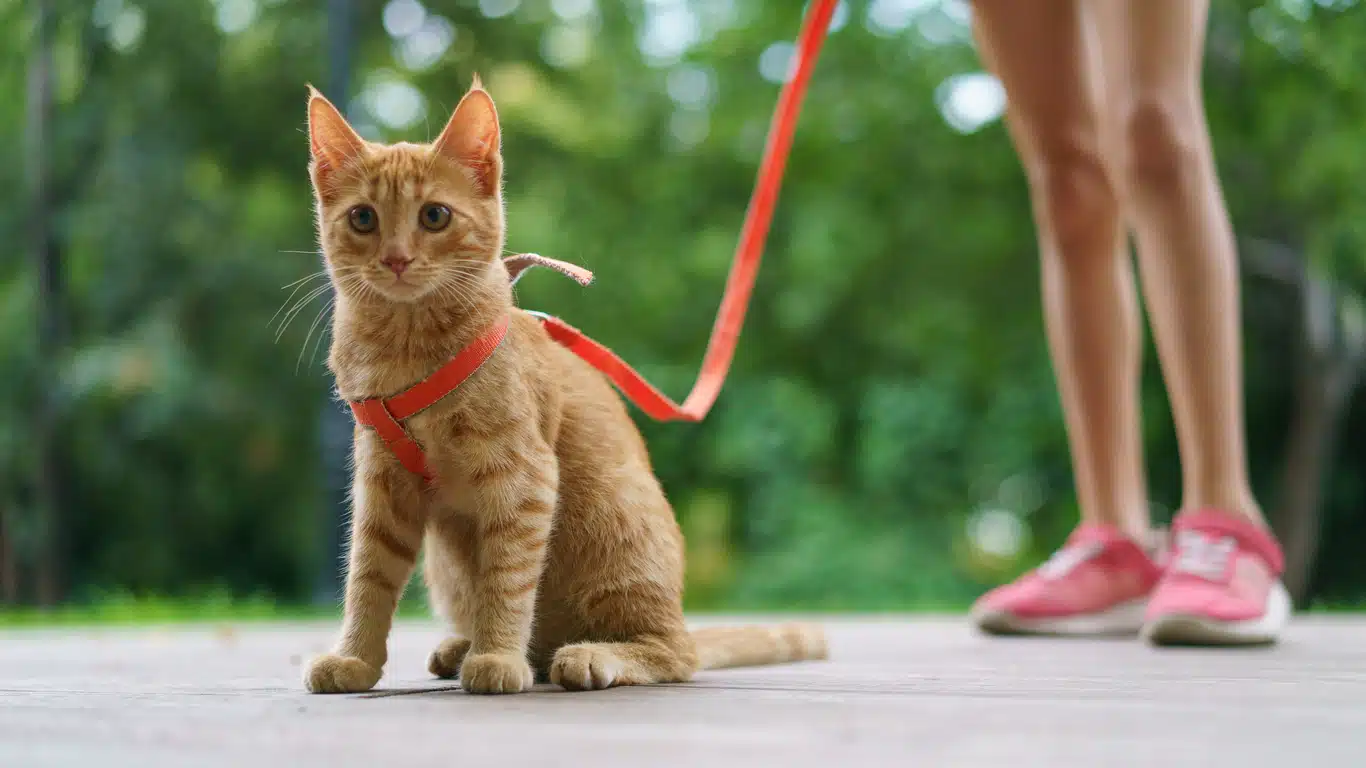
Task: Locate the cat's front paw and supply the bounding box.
[459,652,534,694]
[304,653,381,694]
[428,637,472,679]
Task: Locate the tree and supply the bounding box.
[26,0,65,606]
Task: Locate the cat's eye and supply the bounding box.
[419,203,452,232]
[348,205,378,234]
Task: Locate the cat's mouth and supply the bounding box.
[368,272,432,302]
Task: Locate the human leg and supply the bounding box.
[967,0,1160,635]
[1092,0,1288,644]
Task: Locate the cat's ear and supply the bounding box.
[307,85,365,190]
[433,75,502,196]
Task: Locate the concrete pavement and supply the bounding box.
[2,615,1364,767]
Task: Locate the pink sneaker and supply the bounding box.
[1141,509,1291,646]
[971,524,1163,636]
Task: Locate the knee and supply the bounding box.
[1023,135,1121,261]
[1118,97,1203,198]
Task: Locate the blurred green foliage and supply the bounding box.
[2,0,1365,614]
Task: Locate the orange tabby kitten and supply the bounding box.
[302,79,826,695]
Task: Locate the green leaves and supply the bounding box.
[6,0,1366,609]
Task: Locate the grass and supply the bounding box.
[0,594,326,629]
[0,591,976,629]
[2,589,1357,629]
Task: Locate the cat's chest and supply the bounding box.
[407,406,542,508]
[330,345,455,401]
[336,365,425,401]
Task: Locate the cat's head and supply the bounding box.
[307,78,504,304]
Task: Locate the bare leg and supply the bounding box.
[1100,10,1289,642]
[1092,0,1264,524]
[972,0,1150,539]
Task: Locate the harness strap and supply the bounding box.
[347,315,510,482]
[350,397,435,482]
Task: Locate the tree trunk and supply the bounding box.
[27,0,66,607]
[1274,347,1335,602]
[1267,275,1365,604]
[1241,239,1365,605]
[0,506,16,603]
[314,0,356,606]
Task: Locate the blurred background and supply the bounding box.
[3,0,1365,622]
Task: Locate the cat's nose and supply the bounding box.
[380,252,412,276]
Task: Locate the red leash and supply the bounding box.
[535,0,838,422]
[350,1,836,480]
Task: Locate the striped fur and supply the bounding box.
[302,80,827,695]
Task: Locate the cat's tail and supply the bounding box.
[691,623,828,671]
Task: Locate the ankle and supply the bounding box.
[1080,518,1155,551]
[1179,493,1267,530]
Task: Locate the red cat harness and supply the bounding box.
[348,0,838,482]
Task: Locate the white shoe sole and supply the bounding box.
[1141,580,1291,647]
[972,597,1148,637]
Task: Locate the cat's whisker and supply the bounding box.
[335,273,381,307]
[321,266,362,285]
[270,285,311,327]
[279,269,331,291]
[311,316,332,369]
[430,276,460,307]
[339,280,369,303]
[447,279,485,311]
[275,283,334,343]
[445,272,479,300]
[270,277,330,328]
[332,275,361,297]
[437,266,481,293]
[275,292,330,344]
[432,274,474,312]
[298,296,334,373]
[281,282,333,320]
[272,266,361,329]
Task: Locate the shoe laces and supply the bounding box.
[1037,541,1102,579]
[1171,530,1236,581]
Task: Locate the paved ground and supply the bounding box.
[2,615,1364,767]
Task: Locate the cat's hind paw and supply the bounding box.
[550,644,625,691]
[427,637,472,679]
